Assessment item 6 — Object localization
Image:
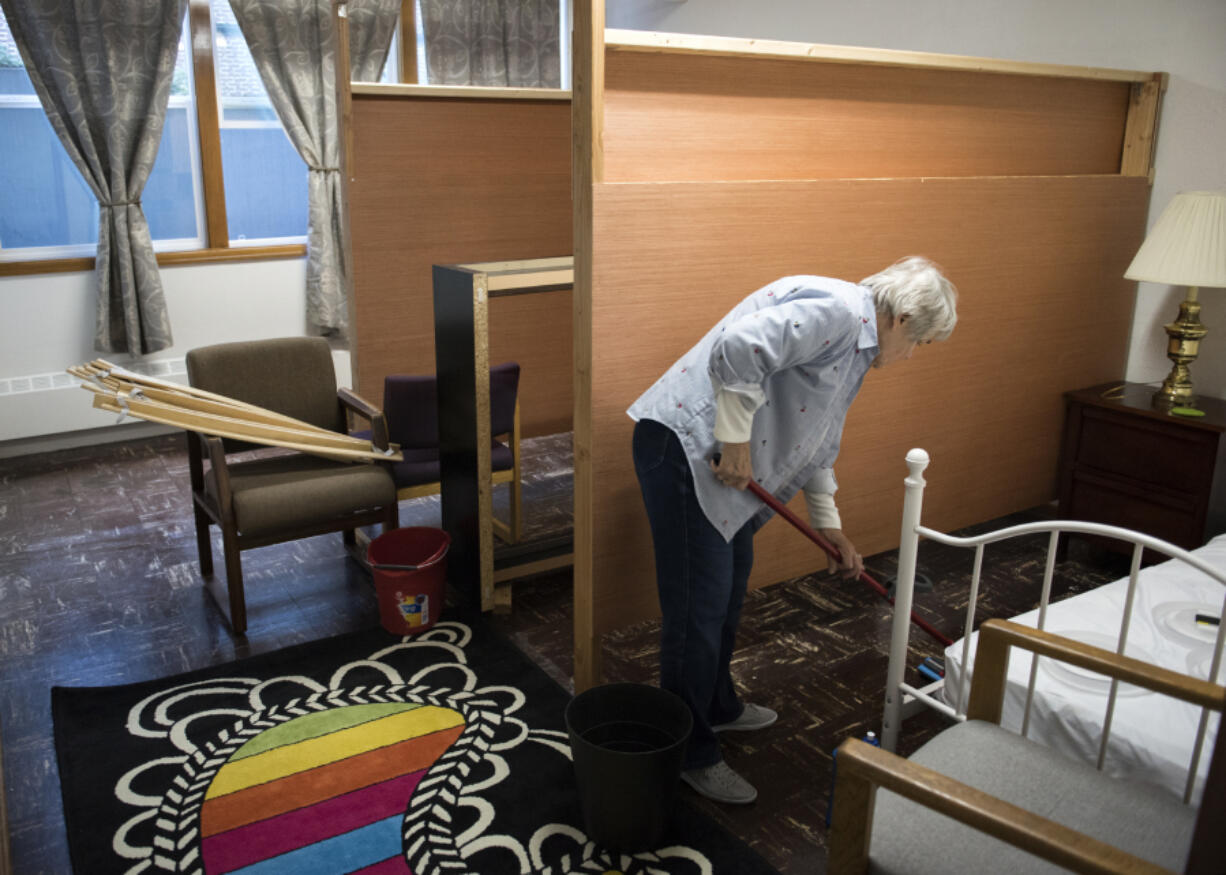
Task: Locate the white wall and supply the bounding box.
[610,0,1226,400]
[0,256,353,453]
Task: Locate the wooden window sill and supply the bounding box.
[0,244,306,278]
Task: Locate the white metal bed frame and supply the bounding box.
[884,448,1226,803]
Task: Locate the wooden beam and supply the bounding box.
[398,0,417,84]
[84,360,322,425]
[492,552,574,584]
[79,383,382,453]
[1120,73,1167,180]
[0,245,305,278]
[89,394,396,463]
[188,0,229,248]
[606,29,1155,83]
[350,82,570,100]
[70,371,346,437]
[336,0,355,182]
[571,0,605,693]
[334,0,360,389]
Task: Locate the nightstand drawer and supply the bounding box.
[1078,408,1215,493]
[1063,470,1200,548]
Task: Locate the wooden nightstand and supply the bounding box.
[1058,382,1226,551]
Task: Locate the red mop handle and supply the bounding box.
[744,479,954,648]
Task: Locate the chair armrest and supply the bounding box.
[828,738,1177,875]
[968,619,1226,723]
[337,387,390,450]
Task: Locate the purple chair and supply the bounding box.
[383,362,522,544]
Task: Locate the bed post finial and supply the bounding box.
[905,447,930,480]
[883,448,931,751]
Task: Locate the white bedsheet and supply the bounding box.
[943,533,1226,804]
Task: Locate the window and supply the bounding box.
[0,12,203,258]
[406,0,571,89]
[0,3,320,267]
[209,0,307,246]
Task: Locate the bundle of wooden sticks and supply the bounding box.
[67,360,403,464]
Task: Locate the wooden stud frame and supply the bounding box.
[433,258,574,611]
[570,14,1166,691]
[338,2,1164,693]
[398,0,417,84]
[572,0,604,694]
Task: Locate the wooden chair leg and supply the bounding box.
[193,504,214,576]
[510,402,522,543]
[217,525,247,635]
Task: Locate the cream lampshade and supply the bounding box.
[1125,190,1226,406]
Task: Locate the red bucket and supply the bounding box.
[367,527,450,635]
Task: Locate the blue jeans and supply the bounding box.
[632,418,757,769]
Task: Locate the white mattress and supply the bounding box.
[943,533,1226,804]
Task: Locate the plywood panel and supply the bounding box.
[488,288,573,436]
[603,49,1131,182]
[348,95,573,437]
[587,175,1150,633]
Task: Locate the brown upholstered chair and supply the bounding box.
[380,362,522,544]
[185,337,399,634]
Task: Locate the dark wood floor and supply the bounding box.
[0,432,1128,874]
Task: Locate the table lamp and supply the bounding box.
[1124,190,1226,406]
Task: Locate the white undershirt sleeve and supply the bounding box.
[713,387,759,443]
[802,481,841,530]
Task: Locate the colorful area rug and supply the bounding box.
[53,620,778,874]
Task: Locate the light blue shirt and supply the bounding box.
[627,276,879,541]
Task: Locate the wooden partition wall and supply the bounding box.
[571,17,1165,688]
[346,85,573,437]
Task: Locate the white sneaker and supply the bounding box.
[712,703,778,733]
[681,761,758,804]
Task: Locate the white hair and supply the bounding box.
[861,256,958,342]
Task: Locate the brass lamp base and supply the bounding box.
[1154,286,1207,407]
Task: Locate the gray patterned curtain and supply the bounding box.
[229,0,348,336]
[0,0,186,355]
[348,0,401,81]
[422,0,560,87]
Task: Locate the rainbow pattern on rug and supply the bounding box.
[198,702,465,874]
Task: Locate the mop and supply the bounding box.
[737,472,953,648]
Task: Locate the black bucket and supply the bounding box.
[564,683,692,852]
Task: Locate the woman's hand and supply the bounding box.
[820,528,863,579]
[710,442,753,490]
